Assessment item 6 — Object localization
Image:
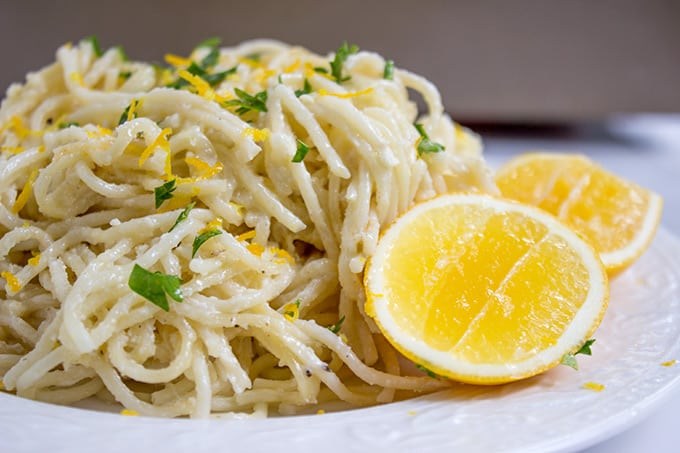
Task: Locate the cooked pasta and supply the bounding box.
[0,38,496,418]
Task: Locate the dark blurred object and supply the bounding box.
[1,0,678,122]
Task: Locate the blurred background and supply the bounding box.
[1,0,679,123]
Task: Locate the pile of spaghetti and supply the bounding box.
[0,38,495,417]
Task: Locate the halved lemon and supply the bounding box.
[495,152,662,275]
[364,193,608,384]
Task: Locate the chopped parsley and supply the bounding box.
[291,139,310,163]
[200,47,220,69]
[119,71,132,81]
[128,264,183,312]
[561,339,596,370]
[414,123,445,156]
[169,202,195,232]
[58,121,79,129]
[82,35,103,57]
[328,315,345,334]
[294,79,312,97]
[154,179,177,209]
[114,45,129,62]
[224,88,268,115]
[383,60,395,80]
[329,42,358,84]
[196,37,221,49]
[244,52,261,62]
[192,229,223,257]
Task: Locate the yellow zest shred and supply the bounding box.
[120,409,140,416]
[318,87,374,99]
[177,70,229,103]
[22,222,30,227]
[661,360,677,367]
[304,62,332,80]
[2,116,43,140]
[86,125,113,139]
[316,409,325,415]
[28,253,41,267]
[246,243,265,256]
[236,230,257,242]
[139,128,173,171]
[243,127,271,142]
[0,380,4,390]
[127,99,144,122]
[283,59,301,74]
[1,146,24,154]
[583,382,605,392]
[12,168,39,214]
[254,69,277,85]
[271,248,294,265]
[282,302,300,322]
[1,271,21,293]
[185,156,223,179]
[165,54,192,67]
[408,411,417,416]
[38,145,45,153]
[69,72,85,87]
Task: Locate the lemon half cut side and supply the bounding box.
[364,193,609,385]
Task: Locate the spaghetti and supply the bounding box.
[0,38,495,417]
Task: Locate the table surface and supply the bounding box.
[482,115,680,453]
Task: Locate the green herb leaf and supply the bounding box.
[201,47,220,69]
[58,121,79,129]
[224,88,268,115]
[196,37,221,49]
[192,229,223,257]
[292,139,310,163]
[114,45,129,62]
[313,66,328,74]
[383,59,395,80]
[82,35,103,57]
[415,364,438,379]
[244,52,261,62]
[561,338,597,370]
[414,123,445,156]
[169,202,195,232]
[329,42,358,84]
[328,315,345,334]
[154,179,176,209]
[294,79,312,97]
[119,71,132,81]
[128,263,183,311]
[560,353,579,370]
[576,338,596,356]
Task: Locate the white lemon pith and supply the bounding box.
[364,193,609,384]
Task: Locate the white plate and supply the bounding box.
[2,228,680,453]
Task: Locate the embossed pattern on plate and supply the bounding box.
[1,228,680,453]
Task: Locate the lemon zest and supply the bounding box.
[0,380,4,390]
[317,87,374,99]
[661,360,677,367]
[177,69,228,103]
[283,59,301,73]
[12,168,39,214]
[1,271,21,293]
[120,409,140,416]
[282,301,299,322]
[126,99,144,122]
[2,116,43,139]
[164,54,192,67]
[246,243,265,256]
[1,146,24,154]
[139,128,172,170]
[236,230,257,242]
[272,248,294,265]
[316,409,325,415]
[28,253,41,267]
[229,201,245,215]
[583,381,605,392]
[238,56,264,69]
[184,156,223,179]
[242,127,271,142]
